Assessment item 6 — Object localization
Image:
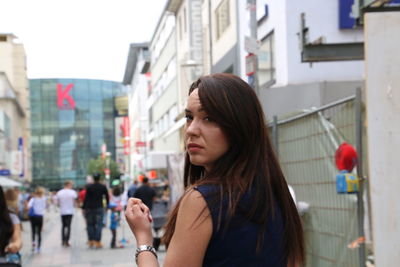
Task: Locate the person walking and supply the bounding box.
[125,74,305,266]
[0,186,23,266]
[133,177,156,211]
[108,203,120,249]
[127,180,138,198]
[27,186,47,253]
[56,180,78,247]
[83,173,109,249]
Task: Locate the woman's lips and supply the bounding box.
[187,143,204,152]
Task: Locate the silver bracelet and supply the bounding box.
[135,245,157,264]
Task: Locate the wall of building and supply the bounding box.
[258,0,364,87]
[260,80,363,118]
[286,0,364,84]
[0,39,14,82]
[0,34,31,182]
[154,130,180,152]
[0,74,25,179]
[211,0,237,67]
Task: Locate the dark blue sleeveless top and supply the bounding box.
[194,185,287,267]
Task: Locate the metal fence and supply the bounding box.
[270,89,368,267]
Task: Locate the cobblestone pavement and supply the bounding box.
[20,207,166,266]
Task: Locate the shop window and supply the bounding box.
[258,31,275,87]
[215,0,230,39]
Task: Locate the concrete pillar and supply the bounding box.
[364,11,400,266]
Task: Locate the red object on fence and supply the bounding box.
[335,142,358,172]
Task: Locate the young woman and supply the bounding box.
[27,186,47,253]
[0,186,22,265]
[125,73,305,266]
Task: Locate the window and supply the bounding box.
[215,0,230,39]
[183,8,187,33]
[258,31,275,87]
[179,15,183,40]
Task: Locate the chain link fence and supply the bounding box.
[270,92,369,267]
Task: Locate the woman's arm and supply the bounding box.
[163,189,212,267]
[125,198,158,267]
[125,189,212,267]
[27,197,33,208]
[5,223,22,253]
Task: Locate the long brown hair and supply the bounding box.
[0,186,13,256]
[162,73,305,265]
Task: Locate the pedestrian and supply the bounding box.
[133,177,156,210]
[78,185,87,208]
[56,180,78,247]
[110,186,123,213]
[4,188,18,214]
[127,180,138,198]
[0,185,22,266]
[13,187,24,220]
[27,186,47,253]
[51,191,58,212]
[82,173,109,249]
[108,203,120,249]
[125,73,305,266]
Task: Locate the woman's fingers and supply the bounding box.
[139,203,153,222]
[125,200,153,223]
[127,197,143,206]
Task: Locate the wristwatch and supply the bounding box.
[135,245,157,264]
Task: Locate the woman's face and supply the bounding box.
[185,89,229,171]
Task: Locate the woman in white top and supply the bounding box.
[28,186,47,253]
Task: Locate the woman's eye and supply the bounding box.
[185,115,193,121]
[204,117,213,122]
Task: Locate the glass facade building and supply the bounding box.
[29,79,121,189]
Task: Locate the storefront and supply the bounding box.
[30,79,122,189]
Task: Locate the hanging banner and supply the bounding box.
[18,137,24,178]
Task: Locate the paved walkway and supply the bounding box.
[20,208,166,266]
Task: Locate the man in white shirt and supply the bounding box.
[56,180,78,247]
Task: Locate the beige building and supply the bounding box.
[0,33,31,183]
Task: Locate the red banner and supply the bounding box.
[122,117,130,155]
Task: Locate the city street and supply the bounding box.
[20,208,166,266]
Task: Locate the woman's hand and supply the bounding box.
[5,242,19,253]
[5,223,22,253]
[125,198,154,246]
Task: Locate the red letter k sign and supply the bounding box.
[57,83,75,110]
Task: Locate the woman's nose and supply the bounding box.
[186,119,200,136]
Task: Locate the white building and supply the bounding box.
[257,0,364,117]
[122,43,150,179]
[146,10,180,176]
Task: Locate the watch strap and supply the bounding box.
[135,245,157,264]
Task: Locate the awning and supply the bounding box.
[0,176,22,188]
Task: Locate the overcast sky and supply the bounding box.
[0,0,167,82]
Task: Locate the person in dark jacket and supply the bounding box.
[83,173,109,249]
[134,177,156,211]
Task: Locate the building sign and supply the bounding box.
[0,169,11,176]
[122,117,130,155]
[245,53,257,76]
[57,83,75,110]
[339,0,356,29]
[11,150,22,177]
[340,0,400,29]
